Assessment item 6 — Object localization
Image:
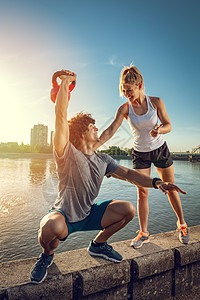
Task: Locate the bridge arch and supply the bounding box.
[192,145,200,153]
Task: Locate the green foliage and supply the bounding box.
[34,144,40,153]
[19,142,32,153]
[99,146,132,156]
[0,142,20,153]
[38,145,53,153]
[0,142,53,153]
[0,142,131,155]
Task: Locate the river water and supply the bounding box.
[0,156,199,263]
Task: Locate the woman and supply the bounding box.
[94,65,189,248]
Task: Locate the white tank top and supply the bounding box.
[126,96,164,152]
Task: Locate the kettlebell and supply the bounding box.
[50,70,76,103]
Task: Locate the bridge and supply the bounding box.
[188,154,200,162]
[189,144,200,162]
[171,153,200,162]
[192,145,200,153]
[170,144,200,162]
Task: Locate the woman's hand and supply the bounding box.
[150,124,162,137]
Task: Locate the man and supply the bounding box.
[30,70,186,284]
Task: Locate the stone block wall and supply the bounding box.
[0,225,200,300]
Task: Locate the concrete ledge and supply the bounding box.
[7,275,72,300]
[132,270,173,300]
[80,260,130,296]
[175,242,200,266]
[174,261,200,297]
[0,225,200,300]
[132,249,174,279]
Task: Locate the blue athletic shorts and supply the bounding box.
[49,199,112,241]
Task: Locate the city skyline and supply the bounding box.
[1,120,199,153]
[1,1,200,152]
[30,123,48,148]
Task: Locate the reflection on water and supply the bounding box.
[0,157,57,262]
[29,159,47,185]
[0,159,28,216]
[0,157,200,263]
[28,159,56,186]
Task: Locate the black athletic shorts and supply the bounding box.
[132,142,173,169]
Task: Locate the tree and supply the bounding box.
[34,144,40,153]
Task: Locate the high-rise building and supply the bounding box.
[50,131,54,148]
[30,124,48,148]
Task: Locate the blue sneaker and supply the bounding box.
[30,253,54,284]
[87,240,123,263]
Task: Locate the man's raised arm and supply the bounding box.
[53,70,76,157]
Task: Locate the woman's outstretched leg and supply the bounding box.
[156,165,189,244]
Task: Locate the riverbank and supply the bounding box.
[0,152,197,161]
[0,152,132,160]
[0,152,54,159]
[0,225,200,300]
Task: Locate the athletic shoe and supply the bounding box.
[30,253,54,284]
[130,230,150,248]
[87,240,123,263]
[176,221,190,244]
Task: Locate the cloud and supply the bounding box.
[108,56,117,67]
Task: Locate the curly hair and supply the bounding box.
[68,112,95,148]
[119,65,145,97]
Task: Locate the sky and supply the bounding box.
[0,0,200,152]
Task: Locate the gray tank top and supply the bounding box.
[126,96,164,152]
